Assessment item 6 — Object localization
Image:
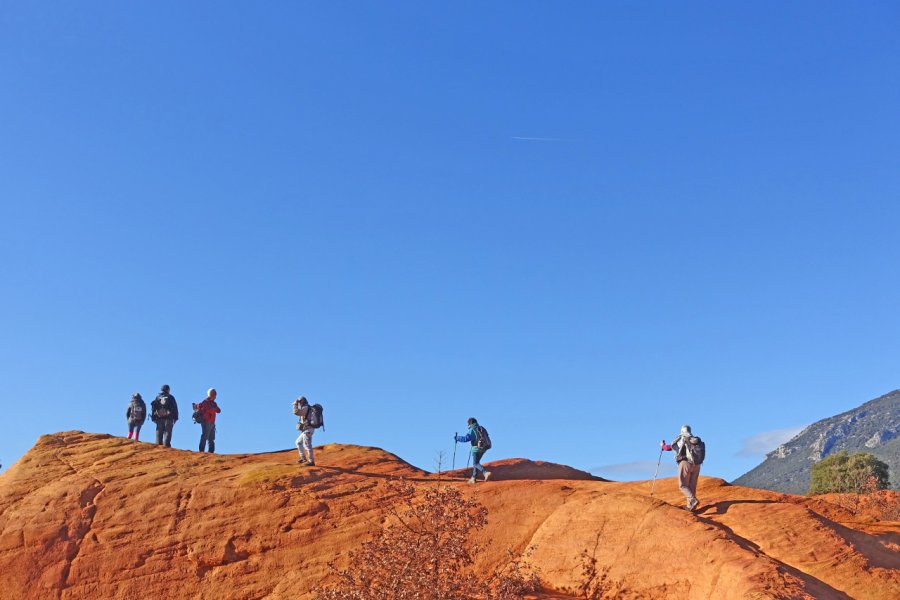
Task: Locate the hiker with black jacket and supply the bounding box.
[193,388,221,453]
[126,393,147,441]
[455,418,492,484]
[293,396,316,466]
[151,384,179,447]
[661,424,705,511]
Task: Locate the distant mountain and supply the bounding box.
[734,390,900,494]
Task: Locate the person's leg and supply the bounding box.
[688,464,701,506]
[470,450,484,482]
[156,421,164,445]
[294,431,306,462]
[128,423,135,439]
[480,449,491,480]
[208,423,216,453]
[678,461,697,508]
[199,423,208,452]
[302,430,315,464]
[134,424,142,442]
[164,419,174,447]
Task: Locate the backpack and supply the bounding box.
[475,424,491,451]
[156,395,172,419]
[307,403,324,430]
[192,406,206,425]
[685,436,705,465]
[131,401,146,422]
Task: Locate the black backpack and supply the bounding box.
[307,403,325,430]
[685,436,705,465]
[155,393,174,419]
[131,401,146,423]
[475,424,491,451]
[192,406,206,425]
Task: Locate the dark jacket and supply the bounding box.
[152,393,179,422]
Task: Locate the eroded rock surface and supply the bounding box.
[1,432,897,599]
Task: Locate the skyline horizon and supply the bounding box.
[3,2,899,485]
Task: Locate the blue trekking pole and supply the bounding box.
[452,432,458,471]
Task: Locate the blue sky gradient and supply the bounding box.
[2,2,899,482]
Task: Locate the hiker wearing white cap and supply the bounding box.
[194,388,221,453]
[661,424,706,511]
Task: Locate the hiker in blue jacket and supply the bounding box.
[455,417,492,484]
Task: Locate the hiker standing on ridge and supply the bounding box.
[661,424,705,511]
[193,388,221,453]
[455,418,492,484]
[126,393,147,441]
[293,396,316,466]
[151,384,179,447]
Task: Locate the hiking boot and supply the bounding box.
[297,459,307,465]
[306,461,316,467]
[483,471,492,482]
[687,498,699,512]
[468,476,476,484]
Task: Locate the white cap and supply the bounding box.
[680,424,692,436]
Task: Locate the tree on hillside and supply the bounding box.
[808,451,890,495]
[315,481,539,600]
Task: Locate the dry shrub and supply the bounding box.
[315,481,539,600]
[828,483,900,521]
[575,530,609,600]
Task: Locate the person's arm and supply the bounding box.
[455,432,473,443]
[214,402,221,414]
[660,439,673,451]
[172,398,179,421]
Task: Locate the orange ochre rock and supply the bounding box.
[0,432,897,599]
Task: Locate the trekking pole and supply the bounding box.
[649,441,664,497]
[452,432,458,471]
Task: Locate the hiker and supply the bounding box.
[126,393,147,441]
[293,396,323,466]
[193,388,221,453]
[455,418,492,484]
[151,384,179,447]
[661,424,705,511]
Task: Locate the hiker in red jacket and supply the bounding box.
[194,388,221,453]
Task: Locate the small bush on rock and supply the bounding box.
[315,481,539,600]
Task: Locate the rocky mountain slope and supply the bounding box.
[734,390,900,494]
[0,432,898,599]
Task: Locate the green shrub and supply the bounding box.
[808,451,890,495]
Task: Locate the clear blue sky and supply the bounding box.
[2,2,899,483]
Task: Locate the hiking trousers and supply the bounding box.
[471,449,487,478]
[128,422,143,441]
[296,428,314,463]
[156,418,175,447]
[678,460,701,505]
[199,421,216,453]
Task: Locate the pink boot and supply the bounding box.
[127,432,133,439]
